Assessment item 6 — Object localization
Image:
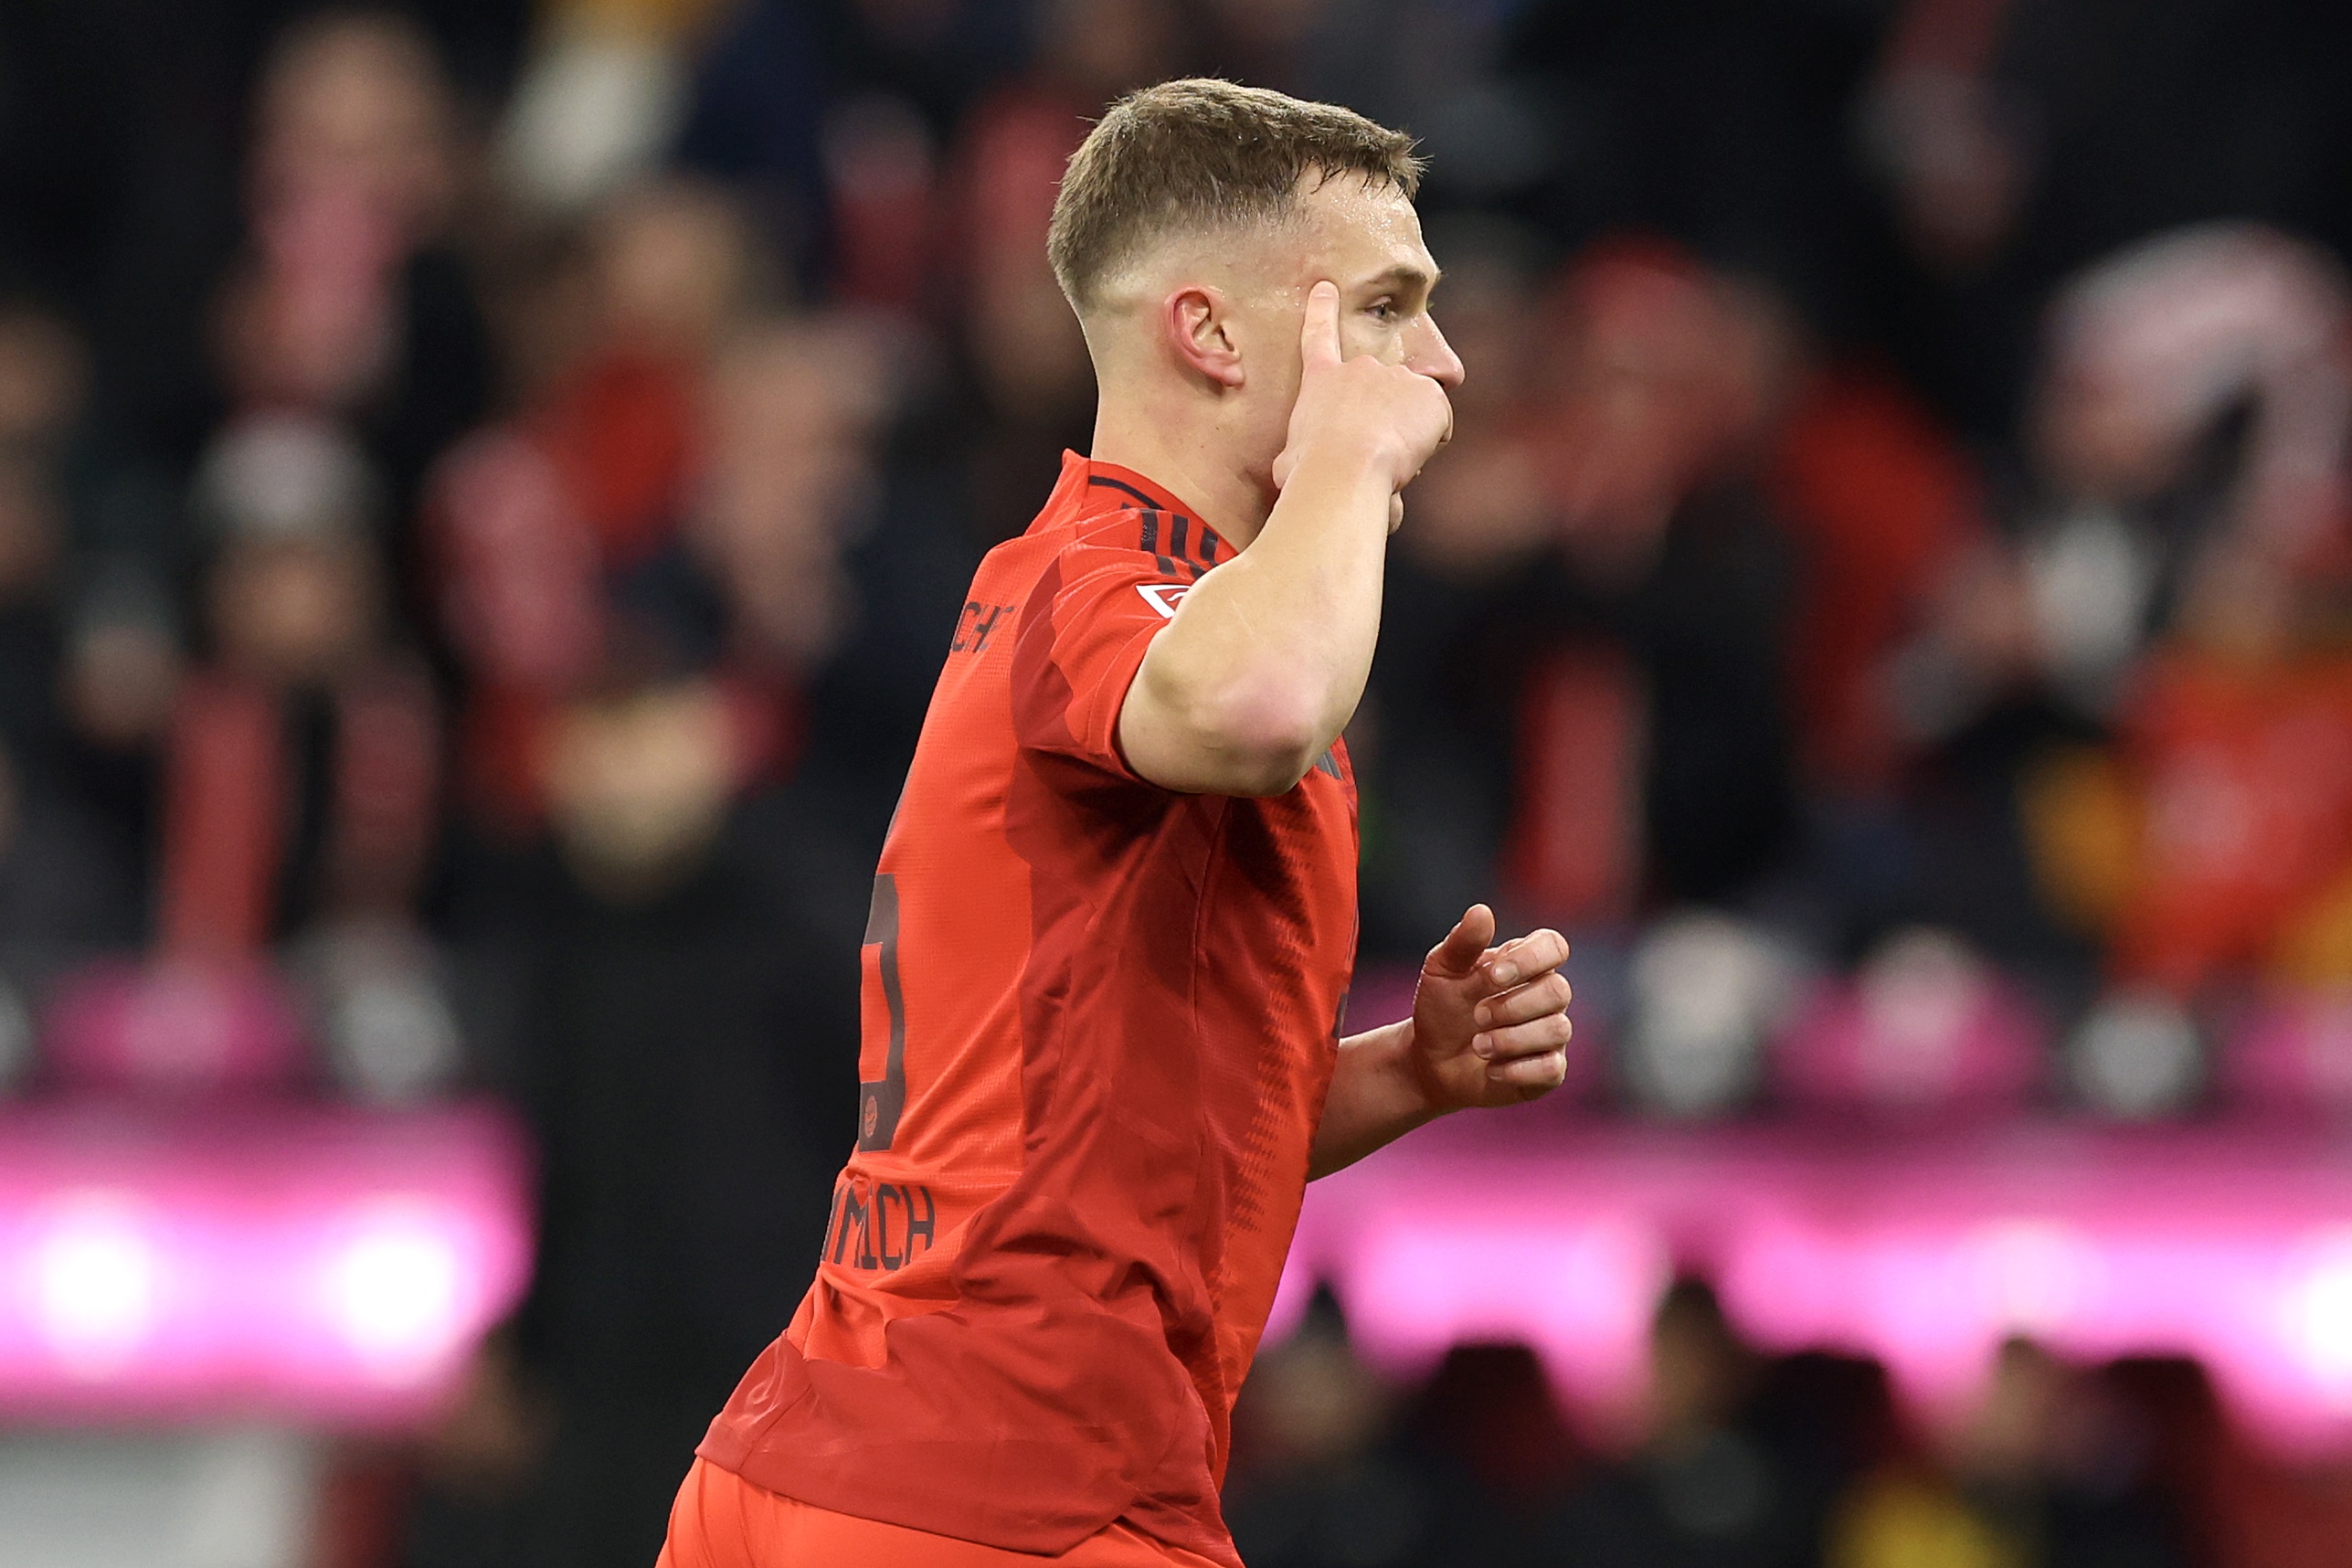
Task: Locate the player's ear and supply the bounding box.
[1166,285,1245,389]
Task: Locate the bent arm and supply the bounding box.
[1115,277,1451,798]
[1308,1019,1445,1179]
[1309,912,1575,1179]
[1116,445,1393,796]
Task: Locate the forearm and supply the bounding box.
[1121,446,1393,794]
[1308,1018,1446,1179]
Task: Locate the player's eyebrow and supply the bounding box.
[1361,262,1441,295]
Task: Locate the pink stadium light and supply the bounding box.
[43,962,311,1097]
[2229,992,2352,1117]
[0,1104,532,1425]
[1279,1118,2352,1455]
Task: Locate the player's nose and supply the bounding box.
[1412,315,1466,390]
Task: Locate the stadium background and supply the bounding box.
[6,0,2352,1563]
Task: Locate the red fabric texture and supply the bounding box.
[660,1457,1224,1568]
[696,454,1359,1567]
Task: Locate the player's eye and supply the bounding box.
[1368,298,1400,323]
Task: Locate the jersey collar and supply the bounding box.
[1052,450,1206,528]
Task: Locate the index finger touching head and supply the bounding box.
[1300,280,1343,369]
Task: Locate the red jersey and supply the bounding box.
[698,453,1360,1565]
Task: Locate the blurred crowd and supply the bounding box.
[1227,1281,2352,1568]
[9,0,2352,1564]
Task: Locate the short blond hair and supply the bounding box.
[1047,79,1424,313]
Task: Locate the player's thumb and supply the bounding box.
[1299,281,1343,371]
[1425,903,1496,979]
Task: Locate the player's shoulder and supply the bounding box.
[971,496,1191,585]
[1062,487,1229,578]
[970,460,1229,603]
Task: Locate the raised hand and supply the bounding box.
[1408,904,1573,1110]
[1271,280,1454,500]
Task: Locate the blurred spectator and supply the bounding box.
[0,303,146,966]
[51,575,182,916]
[1858,0,2352,440]
[543,180,764,571]
[159,414,439,957]
[1361,239,1801,955]
[1768,362,1990,799]
[213,12,495,548]
[689,317,893,674]
[2104,1357,2352,1568]
[2019,228,2350,718]
[1225,1289,1441,1568]
[1350,220,1549,949]
[500,0,732,217]
[1903,227,2352,1081]
[1775,226,2352,1009]
[938,0,1177,542]
[0,0,519,472]
[405,288,903,1568]
[1832,1339,2192,1568]
[429,176,761,831]
[821,92,942,315]
[1393,1341,1585,1566]
[1543,1277,1839,1568]
[0,733,143,971]
[404,671,859,1568]
[673,0,991,289]
[0,306,82,757]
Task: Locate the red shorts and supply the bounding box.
[658,1457,1225,1568]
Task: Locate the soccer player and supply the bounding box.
[662,79,1575,1568]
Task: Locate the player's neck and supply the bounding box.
[1088,410,1274,551]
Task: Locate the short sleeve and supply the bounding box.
[1010,538,1195,779]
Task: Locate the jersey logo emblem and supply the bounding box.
[1136,582,1189,619]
